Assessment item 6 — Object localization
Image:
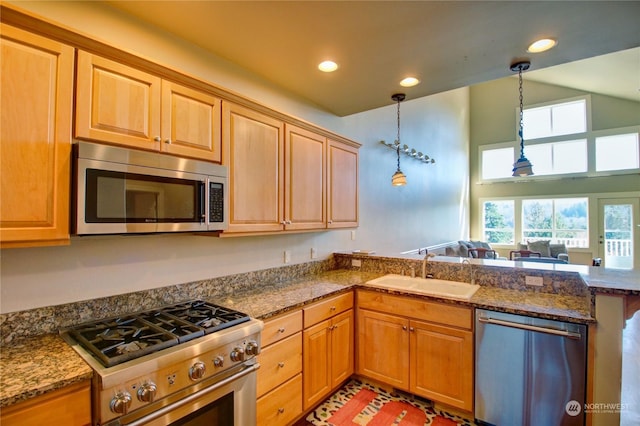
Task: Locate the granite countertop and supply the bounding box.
[0,267,601,408]
[0,334,93,407]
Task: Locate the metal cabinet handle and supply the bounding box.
[278,327,285,333]
[278,362,285,368]
[478,316,582,339]
[153,136,161,142]
[164,139,172,144]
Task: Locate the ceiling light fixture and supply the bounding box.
[527,38,557,53]
[400,77,420,87]
[318,60,338,72]
[390,93,407,186]
[511,60,534,177]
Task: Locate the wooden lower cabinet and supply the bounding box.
[257,310,303,425]
[303,296,354,411]
[0,381,91,426]
[356,290,473,412]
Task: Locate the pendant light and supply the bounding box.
[511,60,534,177]
[391,93,407,186]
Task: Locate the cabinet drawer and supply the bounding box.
[262,310,302,347]
[357,290,472,330]
[257,333,302,397]
[304,292,353,328]
[257,373,303,426]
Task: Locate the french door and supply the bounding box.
[597,198,640,269]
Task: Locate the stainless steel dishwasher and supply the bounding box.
[475,309,587,426]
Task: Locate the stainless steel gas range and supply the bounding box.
[61,300,263,426]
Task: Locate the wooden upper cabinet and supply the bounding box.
[75,50,162,151]
[161,81,221,162]
[76,51,222,162]
[222,102,285,233]
[0,24,74,248]
[327,140,358,228]
[285,125,326,230]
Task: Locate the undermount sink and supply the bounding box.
[365,274,480,300]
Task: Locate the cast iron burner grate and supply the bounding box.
[66,300,250,367]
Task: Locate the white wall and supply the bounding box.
[0,1,469,313]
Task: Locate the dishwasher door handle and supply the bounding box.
[478,316,582,340]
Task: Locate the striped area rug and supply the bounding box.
[306,379,475,426]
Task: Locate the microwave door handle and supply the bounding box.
[198,181,206,223]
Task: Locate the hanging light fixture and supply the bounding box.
[391,93,407,186]
[511,60,534,177]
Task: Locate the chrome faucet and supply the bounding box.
[461,258,475,285]
[422,251,436,278]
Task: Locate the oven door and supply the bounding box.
[113,363,258,426]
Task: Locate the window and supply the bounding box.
[482,200,514,244]
[523,99,586,139]
[481,147,514,180]
[522,198,588,247]
[482,197,589,248]
[526,139,587,175]
[479,95,640,181]
[595,133,640,171]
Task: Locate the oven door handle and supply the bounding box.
[125,363,259,426]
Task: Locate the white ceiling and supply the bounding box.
[105,1,640,116]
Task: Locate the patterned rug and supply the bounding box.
[306,379,475,425]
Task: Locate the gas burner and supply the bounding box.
[66,301,250,367]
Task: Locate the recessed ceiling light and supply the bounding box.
[527,38,557,53]
[400,77,420,87]
[318,60,338,72]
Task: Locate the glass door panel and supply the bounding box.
[598,198,639,270]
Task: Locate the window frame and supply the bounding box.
[477,94,640,182]
[480,196,591,250]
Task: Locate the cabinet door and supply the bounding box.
[0,24,73,248]
[284,125,326,230]
[303,319,331,411]
[410,319,473,411]
[330,309,354,389]
[327,140,358,228]
[222,102,284,233]
[76,50,161,150]
[0,381,91,426]
[356,309,409,389]
[161,81,221,162]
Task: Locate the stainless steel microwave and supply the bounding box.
[73,142,228,235]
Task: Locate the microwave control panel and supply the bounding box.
[209,182,224,223]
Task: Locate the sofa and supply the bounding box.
[515,241,569,263]
[445,240,504,259]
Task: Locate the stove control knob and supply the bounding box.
[110,391,132,414]
[189,361,206,381]
[245,340,260,356]
[213,355,224,368]
[137,381,157,403]
[230,347,245,362]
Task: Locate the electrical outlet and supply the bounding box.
[311,247,317,259]
[352,259,362,267]
[351,230,356,241]
[284,250,291,263]
[525,276,543,287]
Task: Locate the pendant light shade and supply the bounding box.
[511,60,534,177]
[391,93,407,186]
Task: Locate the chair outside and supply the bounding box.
[509,250,542,260]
